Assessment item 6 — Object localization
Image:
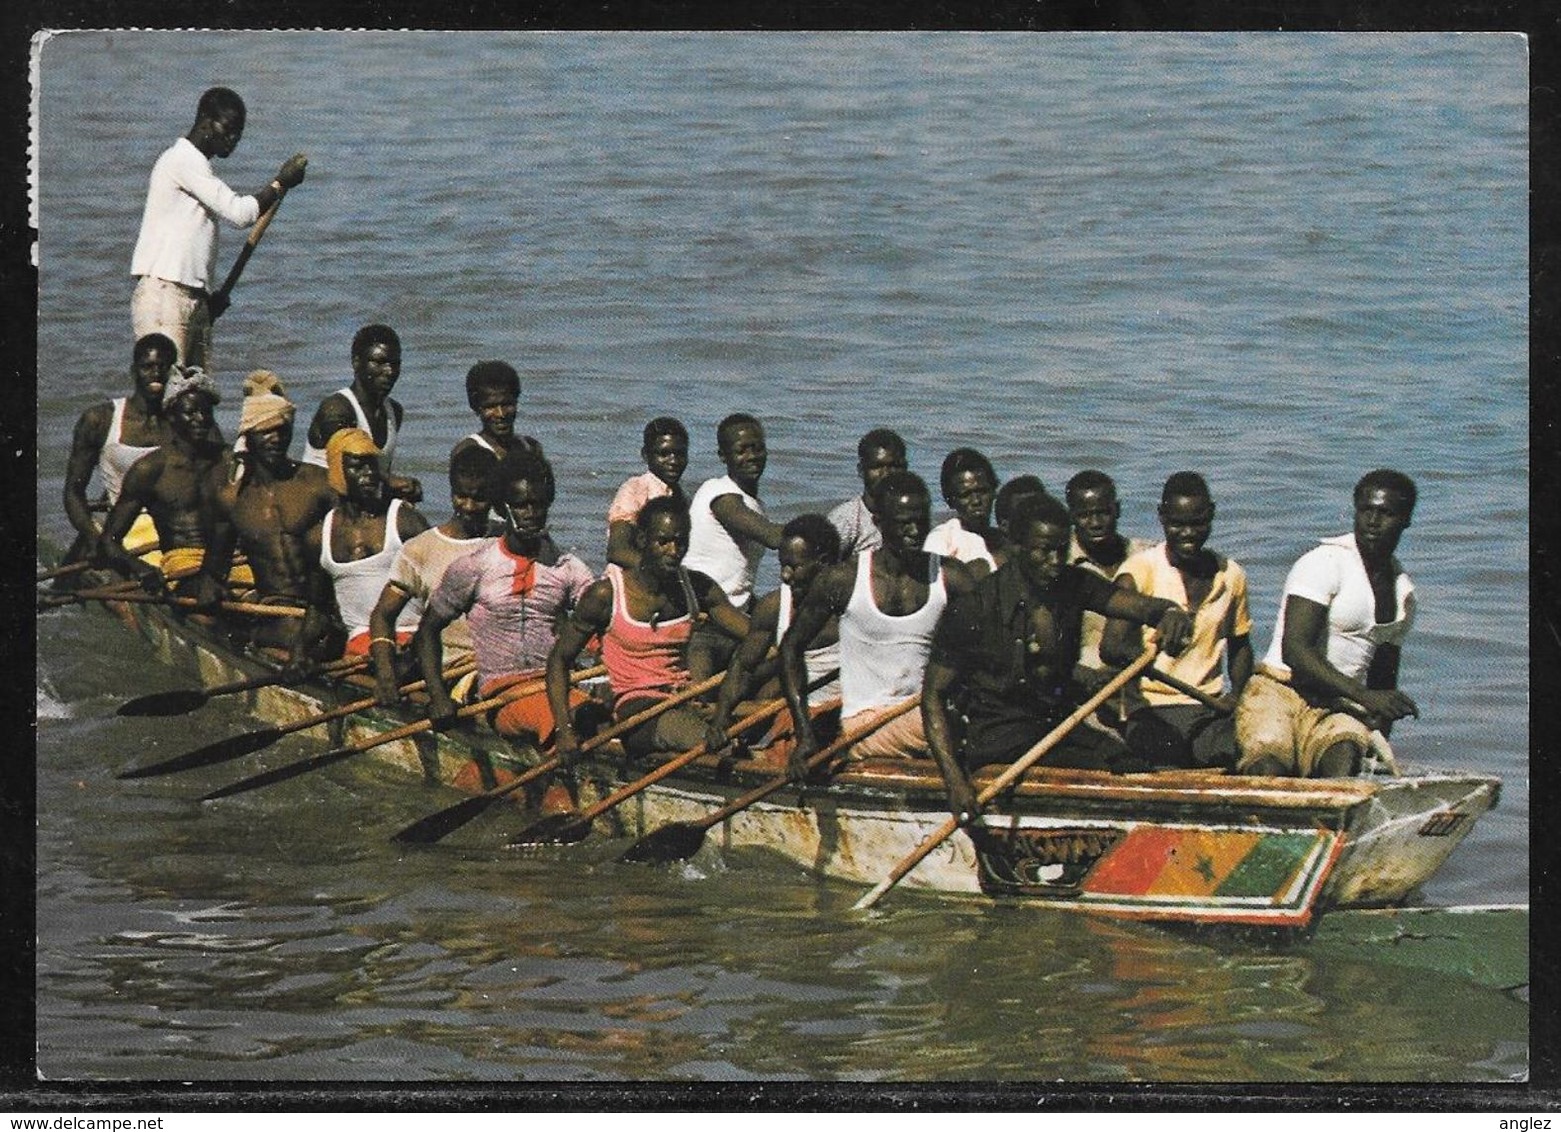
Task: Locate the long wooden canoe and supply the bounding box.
[96,593,1500,928]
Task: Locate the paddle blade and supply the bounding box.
[117,727,283,778]
[391,790,514,845]
[200,745,357,801]
[116,688,210,717]
[507,811,592,847]
[619,821,707,865]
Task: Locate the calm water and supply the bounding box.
[32,32,1528,1083]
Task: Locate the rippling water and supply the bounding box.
[32,31,1528,1082]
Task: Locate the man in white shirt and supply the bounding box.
[130,87,307,375]
[1234,470,1420,777]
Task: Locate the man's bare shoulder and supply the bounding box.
[940,556,980,596]
[71,400,115,442]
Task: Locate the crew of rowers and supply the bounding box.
[65,327,1422,819]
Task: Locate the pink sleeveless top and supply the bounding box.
[602,564,695,713]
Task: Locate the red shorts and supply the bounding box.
[482,673,588,744]
[344,630,415,657]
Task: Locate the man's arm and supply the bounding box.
[1281,596,1418,729]
[922,655,977,821]
[97,456,164,591]
[305,393,359,453]
[395,503,431,542]
[710,493,786,549]
[690,572,750,641]
[1226,633,1254,704]
[606,520,639,570]
[63,404,111,540]
[1095,581,1192,657]
[780,564,853,774]
[368,582,414,707]
[706,591,782,751]
[547,580,613,765]
[1100,574,1146,667]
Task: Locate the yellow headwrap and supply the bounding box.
[237,369,296,436]
[325,427,382,495]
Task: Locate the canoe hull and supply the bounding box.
[108,596,1499,927]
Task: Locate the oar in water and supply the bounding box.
[201,664,608,803]
[508,668,841,848]
[389,667,723,846]
[116,660,476,778]
[116,654,367,718]
[852,644,1159,913]
[620,690,918,865]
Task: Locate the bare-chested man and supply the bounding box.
[193,374,338,668]
[300,323,422,502]
[61,333,178,572]
[98,365,230,596]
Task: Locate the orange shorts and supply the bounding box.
[344,630,415,657]
[482,673,588,744]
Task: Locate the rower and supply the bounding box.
[606,416,689,570]
[987,473,1047,569]
[1234,470,1420,778]
[682,413,786,683]
[922,493,1193,821]
[923,447,999,578]
[301,323,422,502]
[780,471,978,773]
[1101,472,1254,770]
[705,513,844,761]
[193,373,338,673]
[415,447,596,751]
[449,360,544,470]
[60,333,178,576]
[826,427,908,559]
[367,445,499,708]
[1065,469,1154,710]
[317,428,430,659]
[98,365,239,597]
[547,495,749,765]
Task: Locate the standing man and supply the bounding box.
[1234,471,1420,778]
[131,87,307,374]
[922,493,1192,820]
[301,324,421,502]
[61,333,178,571]
[1101,473,1253,770]
[781,471,978,772]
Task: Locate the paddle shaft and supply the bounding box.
[1136,667,1232,714]
[37,538,164,582]
[209,195,282,315]
[852,645,1159,912]
[66,590,306,618]
[390,666,722,842]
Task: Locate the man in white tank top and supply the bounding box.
[60,333,178,575]
[781,471,978,772]
[301,323,422,502]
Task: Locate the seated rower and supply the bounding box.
[547,495,749,764]
[449,359,544,469]
[367,444,498,707]
[416,447,596,744]
[781,471,978,774]
[826,427,908,559]
[922,493,1194,821]
[98,365,240,596]
[682,413,787,683]
[987,473,1047,569]
[923,447,999,578]
[1101,473,1253,771]
[705,513,844,758]
[61,333,177,576]
[606,416,689,570]
[193,374,338,672]
[318,428,430,658]
[300,323,421,502]
[1066,469,1154,709]
[1233,470,1420,778]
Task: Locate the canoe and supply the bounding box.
[95,590,1500,929]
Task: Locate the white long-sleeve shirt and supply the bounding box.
[130,137,260,290]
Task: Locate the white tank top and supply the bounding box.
[320,498,410,636]
[301,386,399,469]
[98,398,161,504]
[837,550,946,718]
[465,432,497,454]
[778,585,841,702]
[683,474,767,609]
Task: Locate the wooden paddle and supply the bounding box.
[508,669,842,848]
[1133,666,1233,714]
[208,193,284,320]
[116,660,476,777]
[389,667,723,845]
[201,663,607,803]
[621,690,917,865]
[852,644,1159,912]
[43,588,306,619]
[115,654,368,717]
[37,535,163,583]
